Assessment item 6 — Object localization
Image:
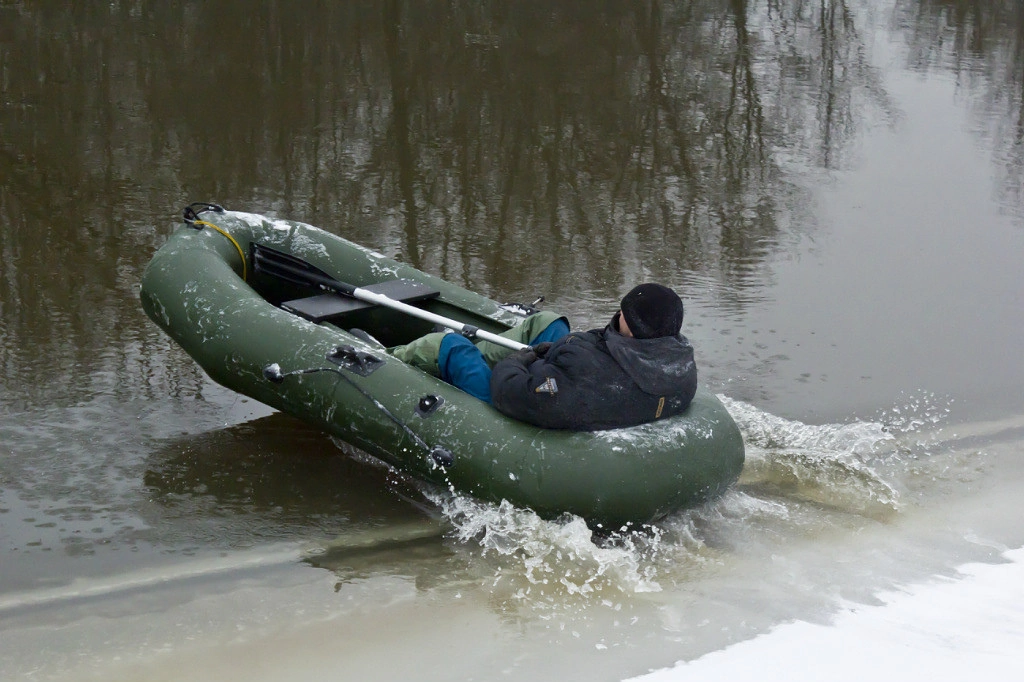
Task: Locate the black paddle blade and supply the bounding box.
[250,243,357,296]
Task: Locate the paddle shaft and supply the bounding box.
[348,287,528,351]
[270,260,529,352]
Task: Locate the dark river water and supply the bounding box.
[2,2,1023,680]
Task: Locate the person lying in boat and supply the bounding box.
[391,283,697,431]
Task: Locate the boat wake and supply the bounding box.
[430,493,666,611]
[720,396,903,521]
[417,392,955,611]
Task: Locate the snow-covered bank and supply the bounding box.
[627,547,1024,681]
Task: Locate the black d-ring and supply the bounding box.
[183,202,225,225]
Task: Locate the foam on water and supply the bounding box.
[723,396,895,454]
[434,494,665,609]
[418,393,951,611]
[720,396,904,519]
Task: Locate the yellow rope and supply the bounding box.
[194,219,247,281]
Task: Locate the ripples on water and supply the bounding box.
[2,379,964,615]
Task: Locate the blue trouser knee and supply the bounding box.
[438,318,570,403]
[438,335,492,403]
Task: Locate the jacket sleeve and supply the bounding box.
[489,352,567,428]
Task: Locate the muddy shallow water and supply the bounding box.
[2,1,1023,680]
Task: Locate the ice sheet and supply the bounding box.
[627,547,1024,681]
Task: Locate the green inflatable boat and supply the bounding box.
[140,204,745,527]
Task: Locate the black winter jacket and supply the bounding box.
[489,316,698,430]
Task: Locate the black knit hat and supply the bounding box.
[620,283,683,339]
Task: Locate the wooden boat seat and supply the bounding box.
[281,279,440,323]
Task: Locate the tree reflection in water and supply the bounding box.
[0,0,1020,401]
[898,0,1024,218]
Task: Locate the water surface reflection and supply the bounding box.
[898,0,1024,218]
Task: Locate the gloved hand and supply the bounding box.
[506,347,537,366]
[531,342,553,358]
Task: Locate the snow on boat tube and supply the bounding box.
[139,205,745,527]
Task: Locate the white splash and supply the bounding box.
[288,232,331,260]
[720,396,902,518]
[228,211,274,229]
[432,494,664,607]
[720,396,895,456]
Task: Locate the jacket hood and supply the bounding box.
[603,321,696,395]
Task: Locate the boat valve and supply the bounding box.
[263,363,286,383]
[430,446,454,468]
